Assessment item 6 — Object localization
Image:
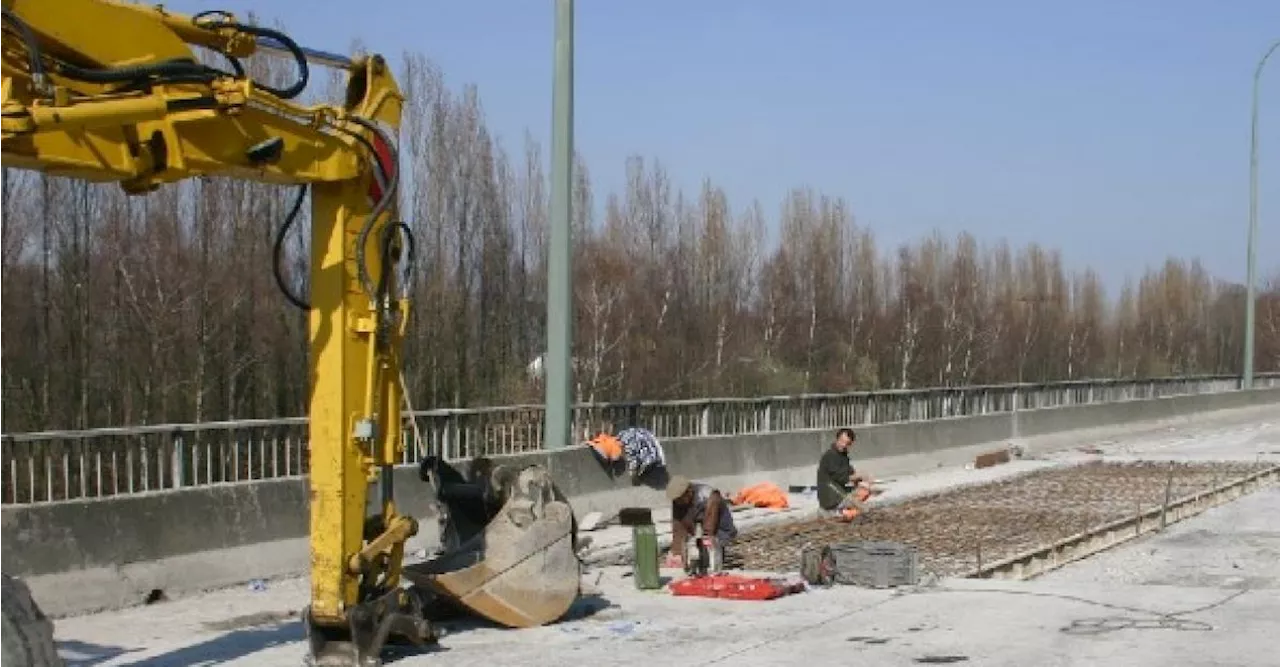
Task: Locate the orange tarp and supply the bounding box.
[587,433,624,461]
[732,482,789,509]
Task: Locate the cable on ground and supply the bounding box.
[701,577,1251,664]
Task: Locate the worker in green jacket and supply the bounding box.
[816,428,870,513]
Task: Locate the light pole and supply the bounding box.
[545,0,574,448]
[1244,38,1280,390]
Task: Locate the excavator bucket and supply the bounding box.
[404,460,581,628]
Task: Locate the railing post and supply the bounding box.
[1010,386,1023,441]
[444,413,457,458]
[627,402,641,431]
[4,437,12,504]
[699,403,711,436]
[171,430,185,489]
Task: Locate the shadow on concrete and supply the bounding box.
[133,617,452,666]
[561,592,615,621]
[62,596,614,666]
[127,622,299,660]
[57,639,138,666]
[636,465,670,490]
[430,591,615,637]
[618,571,675,587]
[124,620,301,666]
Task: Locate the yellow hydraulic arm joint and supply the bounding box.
[1,1,430,663]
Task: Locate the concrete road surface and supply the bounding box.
[53,408,1280,667]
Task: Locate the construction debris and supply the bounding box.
[733,461,1271,577]
[974,448,1011,469]
[579,511,605,531]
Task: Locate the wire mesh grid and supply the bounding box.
[733,461,1273,578]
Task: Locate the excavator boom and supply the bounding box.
[0,1,579,664]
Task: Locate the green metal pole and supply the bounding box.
[545,0,574,448]
[1244,38,1280,390]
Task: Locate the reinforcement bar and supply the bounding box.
[969,463,1280,580]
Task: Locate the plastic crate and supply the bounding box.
[828,540,919,588]
[799,544,836,586]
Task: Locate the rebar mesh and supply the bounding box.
[735,461,1272,577]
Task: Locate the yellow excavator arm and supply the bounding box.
[2,1,580,665]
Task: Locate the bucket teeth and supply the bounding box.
[403,463,582,629]
[304,588,437,667]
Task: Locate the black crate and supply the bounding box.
[618,507,653,526]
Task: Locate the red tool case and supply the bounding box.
[668,574,806,601]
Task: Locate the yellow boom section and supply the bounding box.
[1,0,428,663]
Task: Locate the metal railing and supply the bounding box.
[3,373,1276,505]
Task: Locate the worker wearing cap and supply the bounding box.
[663,475,738,568]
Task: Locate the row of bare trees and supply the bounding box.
[3,51,1278,433]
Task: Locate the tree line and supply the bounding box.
[2,48,1278,433]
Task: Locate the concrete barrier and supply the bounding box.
[5,386,1278,617]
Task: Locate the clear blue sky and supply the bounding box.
[169,0,1280,290]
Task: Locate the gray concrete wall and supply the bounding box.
[6,387,1278,617]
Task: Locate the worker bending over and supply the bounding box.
[816,428,874,520]
[586,423,667,481]
[663,475,738,568]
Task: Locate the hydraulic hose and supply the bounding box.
[375,221,416,303]
[345,116,401,302]
[53,57,218,85]
[1,9,46,91]
[329,123,390,200]
[272,118,405,313]
[273,185,310,311]
[190,17,310,100]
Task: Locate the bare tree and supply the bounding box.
[3,32,1278,433]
